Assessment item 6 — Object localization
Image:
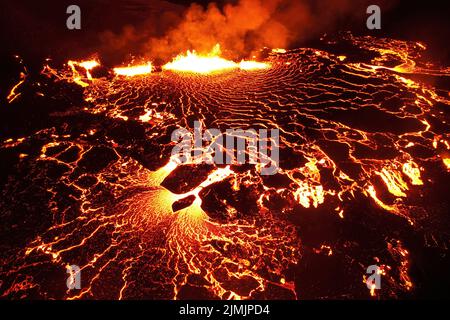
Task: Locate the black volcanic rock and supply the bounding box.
[161,163,214,194]
[172,195,196,212]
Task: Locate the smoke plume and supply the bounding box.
[99,0,395,62]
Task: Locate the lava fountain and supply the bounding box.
[163,44,270,74]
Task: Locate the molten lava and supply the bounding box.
[114,62,153,77]
[1,33,450,300]
[163,44,270,74]
[7,72,27,103]
[67,59,100,87]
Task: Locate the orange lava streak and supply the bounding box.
[68,59,100,87]
[238,60,270,70]
[366,185,396,212]
[7,72,27,103]
[376,168,408,197]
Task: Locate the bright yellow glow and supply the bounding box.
[163,44,235,74]
[402,161,423,185]
[238,60,270,70]
[68,59,100,87]
[443,157,450,170]
[366,185,396,212]
[272,48,287,54]
[163,44,270,74]
[114,63,153,77]
[78,60,100,71]
[294,183,324,208]
[376,168,408,197]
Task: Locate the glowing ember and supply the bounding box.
[114,62,153,77]
[376,168,408,197]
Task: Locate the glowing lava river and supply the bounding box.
[1,33,449,299]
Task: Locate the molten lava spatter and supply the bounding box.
[1,33,449,300]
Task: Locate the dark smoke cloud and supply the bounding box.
[99,0,396,62]
[16,0,450,66]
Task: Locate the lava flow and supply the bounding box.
[1,32,449,300]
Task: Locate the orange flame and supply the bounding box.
[114,62,153,77]
[163,44,269,74]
